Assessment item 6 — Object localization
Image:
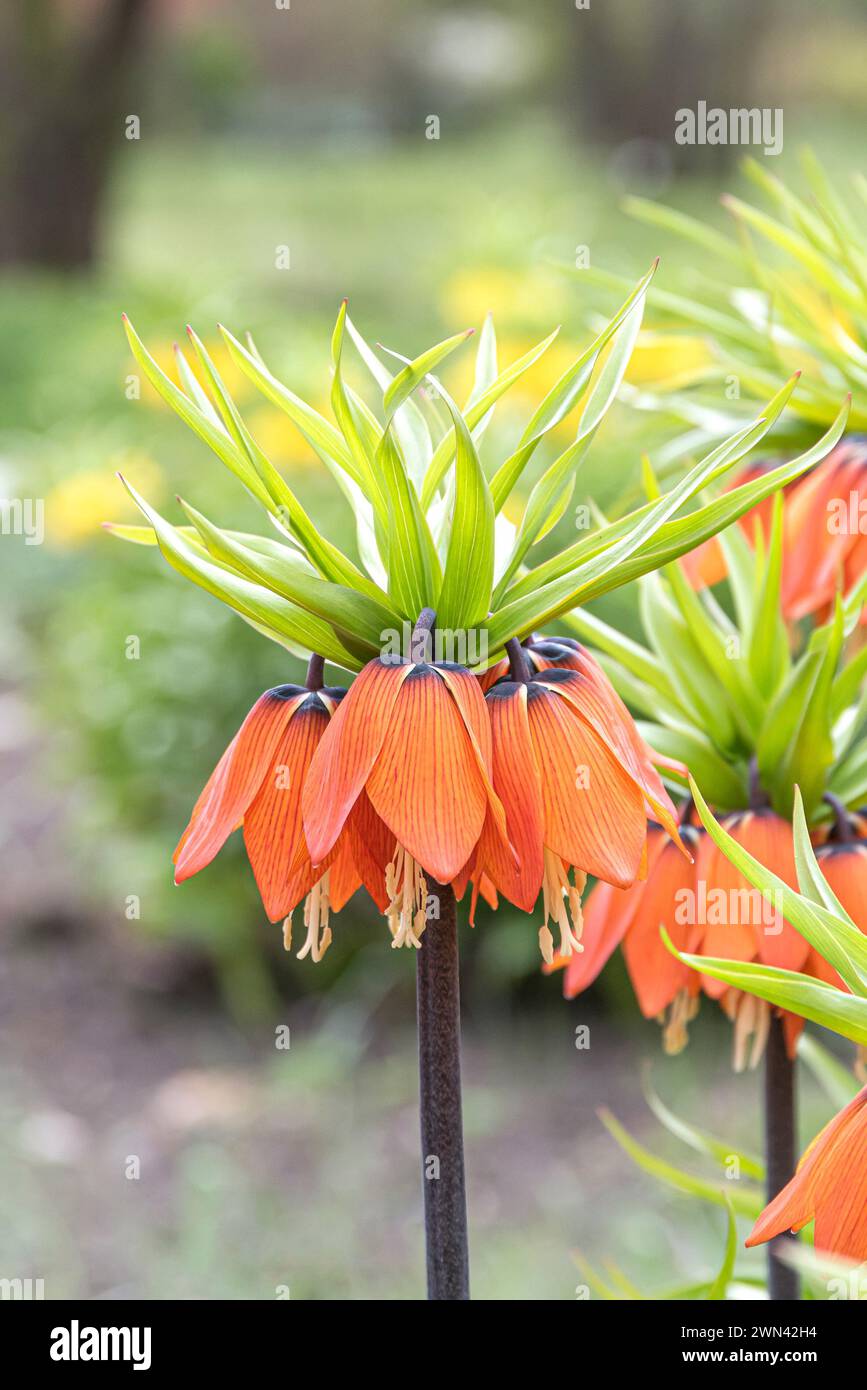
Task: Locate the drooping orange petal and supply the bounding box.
[680,458,782,592]
[815,842,867,928]
[434,663,515,869]
[810,1087,867,1259]
[691,817,755,995]
[557,825,670,996]
[345,791,395,913]
[534,664,684,851]
[328,839,363,914]
[366,665,488,884]
[174,686,306,882]
[747,1086,867,1257]
[302,658,412,866]
[526,681,646,888]
[559,881,637,995]
[476,658,509,693]
[622,838,697,1017]
[781,446,863,620]
[680,534,729,590]
[244,696,333,921]
[730,812,808,973]
[475,682,544,912]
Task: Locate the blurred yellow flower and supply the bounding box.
[625,331,712,386]
[439,267,563,335]
[48,452,163,548]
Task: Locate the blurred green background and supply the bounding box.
[1,0,865,1299]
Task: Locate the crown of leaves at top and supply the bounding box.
[569,151,867,463]
[566,467,865,823]
[110,263,847,674]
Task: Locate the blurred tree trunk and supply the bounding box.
[565,0,780,170]
[0,0,150,269]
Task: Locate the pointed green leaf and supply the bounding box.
[706,1199,739,1301]
[689,777,867,995]
[429,380,495,628]
[598,1109,765,1218]
[118,477,364,669]
[179,497,397,652]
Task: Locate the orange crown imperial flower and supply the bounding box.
[746,1083,867,1262]
[465,636,686,964]
[684,440,867,624]
[555,803,833,1064]
[110,298,848,972]
[173,658,386,963]
[301,612,514,951]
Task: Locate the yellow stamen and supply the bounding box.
[294,872,333,963]
[540,847,586,960]
[662,987,700,1055]
[731,992,771,1072]
[385,846,428,949]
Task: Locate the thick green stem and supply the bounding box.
[764,1014,800,1300]
[416,881,470,1300]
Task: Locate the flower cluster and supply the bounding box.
[684,439,867,625]
[554,801,867,1066]
[175,628,684,963]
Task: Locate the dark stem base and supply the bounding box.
[764,1014,800,1300]
[416,881,470,1300]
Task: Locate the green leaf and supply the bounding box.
[639,574,739,751]
[598,1109,765,1218]
[746,492,790,699]
[185,325,384,600]
[706,1198,738,1301]
[797,1034,860,1110]
[571,1251,625,1301]
[635,720,746,807]
[487,384,800,647]
[420,327,561,509]
[122,316,274,510]
[178,497,397,653]
[791,786,855,925]
[493,288,647,595]
[642,1071,765,1180]
[376,424,440,619]
[218,324,364,488]
[689,776,867,996]
[564,606,676,701]
[118,477,364,669]
[663,561,763,739]
[623,195,745,265]
[329,301,386,509]
[384,326,473,417]
[722,193,863,313]
[757,602,842,818]
[664,932,867,1045]
[501,371,815,612]
[776,1236,867,1297]
[489,261,657,515]
[344,311,433,490]
[430,381,495,629]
